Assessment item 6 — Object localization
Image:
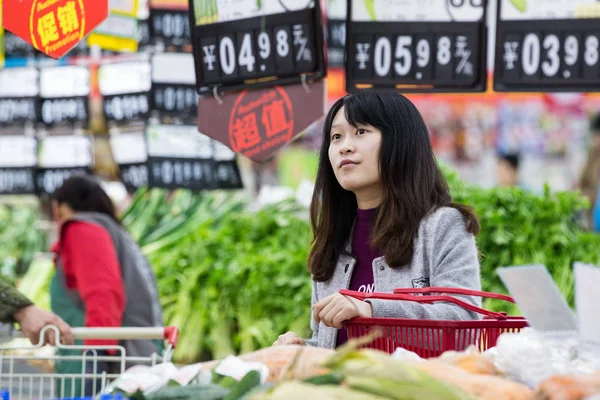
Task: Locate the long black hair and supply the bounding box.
[309,92,479,282]
[53,175,119,224]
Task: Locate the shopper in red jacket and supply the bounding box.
[50,175,163,396]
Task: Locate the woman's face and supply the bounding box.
[51,201,75,228]
[328,106,383,198]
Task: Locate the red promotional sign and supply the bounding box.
[228,88,295,159]
[2,0,108,59]
[198,81,326,163]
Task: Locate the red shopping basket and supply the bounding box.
[340,287,528,358]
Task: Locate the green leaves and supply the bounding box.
[122,189,312,363]
[0,204,48,283]
[443,163,600,312]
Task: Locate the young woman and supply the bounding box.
[50,175,163,395]
[274,92,482,349]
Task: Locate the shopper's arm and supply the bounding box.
[0,280,33,321]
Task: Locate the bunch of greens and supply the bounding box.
[121,189,312,363]
[445,167,600,313]
[0,203,48,284]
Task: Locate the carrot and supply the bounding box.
[534,372,600,400]
[410,360,534,400]
[437,351,500,376]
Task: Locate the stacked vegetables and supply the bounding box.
[0,202,48,284]
[120,189,313,363]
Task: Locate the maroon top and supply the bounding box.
[336,207,383,347]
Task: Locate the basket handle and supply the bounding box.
[393,287,516,303]
[339,289,508,319]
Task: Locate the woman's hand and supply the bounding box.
[313,293,373,328]
[273,331,306,346]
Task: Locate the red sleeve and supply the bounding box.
[62,222,126,347]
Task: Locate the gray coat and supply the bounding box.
[305,207,482,349]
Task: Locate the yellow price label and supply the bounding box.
[109,0,140,17]
[87,13,139,52]
[575,4,600,19]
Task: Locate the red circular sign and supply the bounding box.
[228,87,295,159]
[29,0,86,58]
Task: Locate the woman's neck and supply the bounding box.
[355,190,383,210]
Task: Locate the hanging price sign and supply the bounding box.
[150,6,191,48]
[36,134,93,194]
[345,0,487,93]
[99,61,152,122]
[109,130,149,192]
[146,124,243,190]
[151,53,197,120]
[0,67,40,126]
[494,0,600,92]
[326,0,346,68]
[189,0,327,93]
[0,135,38,195]
[39,65,90,125]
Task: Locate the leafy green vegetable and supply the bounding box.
[0,203,48,285]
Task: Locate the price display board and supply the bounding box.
[151,53,198,120]
[146,124,243,190]
[327,0,346,68]
[36,135,93,195]
[211,139,243,190]
[0,67,39,126]
[110,131,149,192]
[188,0,327,93]
[39,66,90,126]
[150,6,191,48]
[99,61,152,123]
[3,32,37,59]
[0,135,38,195]
[494,0,600,92]
[345,0,487,93]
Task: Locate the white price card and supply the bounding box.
[0,136,37,167]
[151,53,196,85]
[213,139,236,161]
[351,0,484,22]
[146,125,213,159]
[0,67,39,98]
[99,61,152,96]
[574,262,600,344]
[498,265,578,332]
[501,0,600,21]
[38,136,93,168]
[40,66,91,98]
[110,132,148,164]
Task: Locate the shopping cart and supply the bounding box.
[341,287,528,358]
[0,325,178,400]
